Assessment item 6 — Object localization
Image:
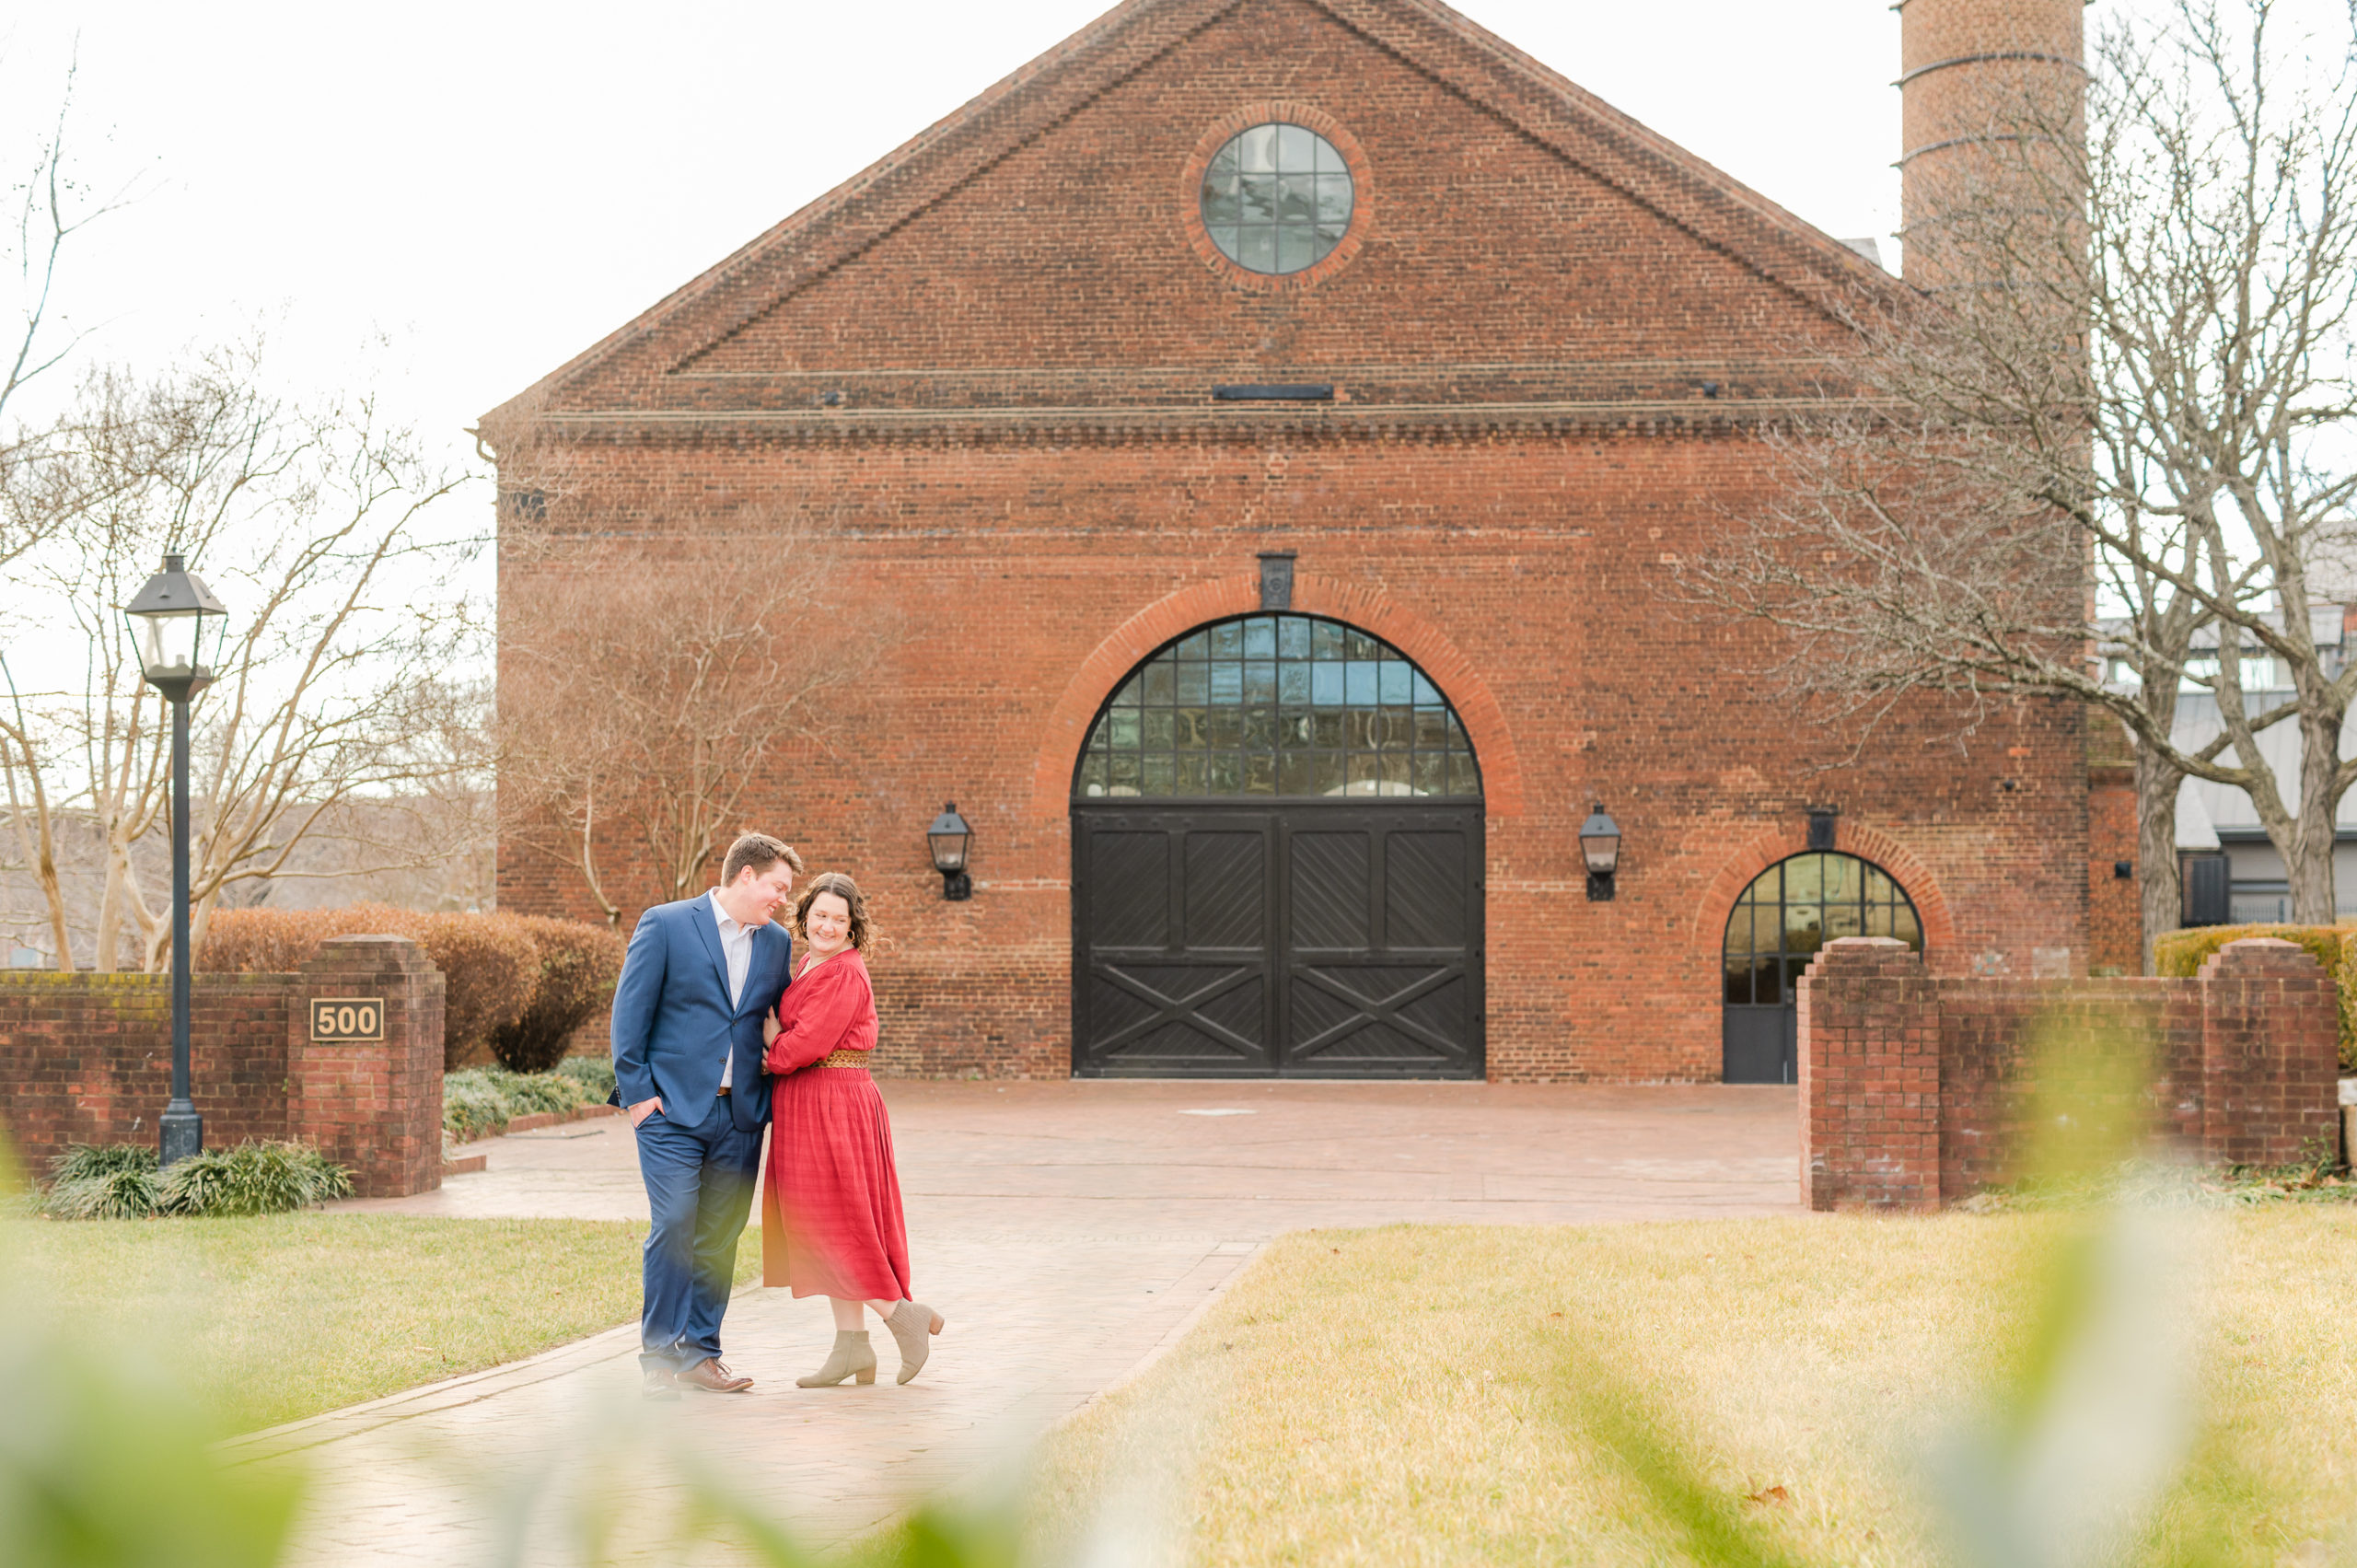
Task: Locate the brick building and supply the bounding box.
[486,0,2100,1083]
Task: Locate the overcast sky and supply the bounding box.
[4,0,1901,490]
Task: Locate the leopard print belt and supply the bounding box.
[814,1050,870,1070]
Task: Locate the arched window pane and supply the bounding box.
[1076,614,1480,799]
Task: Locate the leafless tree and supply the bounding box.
[498,493,883,924]
[1,52,139,573]
[0,342,485,970]
[1677,0,2357,961]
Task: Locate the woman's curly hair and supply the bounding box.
[791,871,877,952]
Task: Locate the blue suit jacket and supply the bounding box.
[610,896,793,1133]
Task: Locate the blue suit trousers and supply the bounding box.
[634,1092,762,1374]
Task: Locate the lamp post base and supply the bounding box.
[159,1103,203,1167]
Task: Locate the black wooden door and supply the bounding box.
[1072,803,1483,1078]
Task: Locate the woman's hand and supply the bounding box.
[763,1012,782,1047]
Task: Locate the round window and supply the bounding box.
[1199,123,1354,275]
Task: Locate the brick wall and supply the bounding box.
[1800,936,2339,1210]
[487,0,2096,1083]
[0,936,446,1198]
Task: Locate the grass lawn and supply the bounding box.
[5,1213,760,1435]
[1026,1210,2357,1566]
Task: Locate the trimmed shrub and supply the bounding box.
[2153,923,2357,1070]
[414,913,539,1068]
[37,1141,352,1219]
[442,1066,601,1141]
[198,903,541,1069]
[554,1054,618,1103]
[488,918,626,1073]
[157,1142,354,1216]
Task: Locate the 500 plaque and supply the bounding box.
[309,997,385,1041]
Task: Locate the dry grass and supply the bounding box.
[1028,1210,2357,1566]
[5,1213,762,1435]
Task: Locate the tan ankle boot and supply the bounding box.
[796,1330,877,1388]
[884,1301,945,1385]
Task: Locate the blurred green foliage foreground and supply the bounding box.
[9,1028,2357,1567]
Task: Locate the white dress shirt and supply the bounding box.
[707,889,752,1090]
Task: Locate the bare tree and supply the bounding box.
[499,501,882,924]
[1,52,139,572]
[1678,0,2357,961]
[1,342,485,970]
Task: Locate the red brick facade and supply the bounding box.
[1800,936,2339,1210]
[487,0,2096,1081]
[0,936,446,1197]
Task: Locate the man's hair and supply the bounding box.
[720,832,804,887]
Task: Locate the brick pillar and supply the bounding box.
[1798,936,1941,1211]
[287,935,445,1198]
[2198,938,2339,1167]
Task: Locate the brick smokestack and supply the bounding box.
[1898,0,2086,287]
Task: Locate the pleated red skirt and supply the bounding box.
[761,1065,911,1301]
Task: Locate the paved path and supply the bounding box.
[233,1081,1800,1562]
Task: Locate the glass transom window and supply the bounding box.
[1200,124,1353,275]
[1723,853,1922,1008]
[1076,615,1480,800]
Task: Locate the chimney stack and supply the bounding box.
[1898,0,2086,287]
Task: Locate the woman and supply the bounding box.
[760,871,944,1387]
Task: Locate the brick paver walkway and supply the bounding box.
[230,1081,1799,1562]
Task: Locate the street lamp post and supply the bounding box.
[123,553,227,1166]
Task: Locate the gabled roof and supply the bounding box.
[484,0,1900,428]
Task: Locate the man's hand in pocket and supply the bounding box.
[629,1097,663,1128]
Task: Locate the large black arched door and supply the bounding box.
[1721,852,1922,1084]
[1071,614,1485,1079]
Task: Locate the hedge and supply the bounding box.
[486,917,626,1073]
[2151,923,2357,1071]
[197,905,614,1070]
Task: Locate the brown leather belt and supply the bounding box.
[714,1087,730,1097]
[815,1050,870,1070]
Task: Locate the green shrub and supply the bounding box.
[36,1140,351,1219]
[41,1144,162,1220]
[198,903,542,1070]
[442,1066,600,1141]
[156,1141,354,1217]
[554,1054,618,1103]
[2153,923,2357,1070]
[488,918,625,1074]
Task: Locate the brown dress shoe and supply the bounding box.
[676,1357,753,1394]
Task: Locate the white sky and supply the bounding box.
[3,0,1902,508]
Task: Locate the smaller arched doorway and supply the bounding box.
[1722,852,1922,1084]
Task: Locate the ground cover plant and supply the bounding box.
[1025,1209,2357,1566]
[9,1211,761,1435]
[39,1142,352,1220]
[442,1057,615,1141]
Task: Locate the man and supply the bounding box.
[611,831,802,1394]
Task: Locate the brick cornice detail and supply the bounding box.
[1026,569,1525,821]
[1692,820,1957,958]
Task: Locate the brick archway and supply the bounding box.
[1692,820,1958,961]
[1026,571,1526,822]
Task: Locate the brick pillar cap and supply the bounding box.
[305,933,434,972]
[1824,937,1910,951]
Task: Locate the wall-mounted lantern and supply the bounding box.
[927,802,973,901]
[1580,803,1621,902]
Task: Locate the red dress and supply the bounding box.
[760,950,911,1301]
